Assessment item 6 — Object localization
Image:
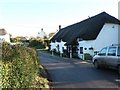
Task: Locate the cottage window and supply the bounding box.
[62,47,64,50]
[99,47,107,56]
[89,47,93,50]
[107,47,116,56]
[80,47,83,54]
[118,47,120,56]
[84,48,87,50]
[57,45,59,52]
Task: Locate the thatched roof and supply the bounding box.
[51,12,120,45]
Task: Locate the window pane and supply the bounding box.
[118,47,120,55]
[100,47,107,55]
[80,47,83,54]
[108,47,116,56]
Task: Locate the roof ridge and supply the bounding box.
[51,12,120,45]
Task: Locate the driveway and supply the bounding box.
[38,51,120,88]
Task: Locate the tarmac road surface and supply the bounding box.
[38,51,120,88]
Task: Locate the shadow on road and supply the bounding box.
[38,50,120,88]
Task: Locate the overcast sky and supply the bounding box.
[0,0,119,37]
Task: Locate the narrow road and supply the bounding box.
[38,51,120,88]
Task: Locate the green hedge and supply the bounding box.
[28,40,46,49]
[0,42,49,88]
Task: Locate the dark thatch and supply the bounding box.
[50,12,120,45]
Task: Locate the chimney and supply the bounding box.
[41,28,43,31]
[59,25,61,30]
[88,16,90,18]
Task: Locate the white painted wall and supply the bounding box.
[50,40,66,53]
[78,40,95,58]
[59,40,67,53]
[94,23,119,50]
[78,23,119,59]
[0,34,10,43]
[50,42,57,50]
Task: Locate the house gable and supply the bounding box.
[77,23,120,59]
[94,23,119,51]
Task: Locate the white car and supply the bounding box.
[93,44,120,74]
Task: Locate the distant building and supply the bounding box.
[37,28,47,39]
[0,29,10,43]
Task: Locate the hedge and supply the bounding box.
[28,40,46,49]
[0,42,49,88]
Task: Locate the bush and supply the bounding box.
[84,53,92,60]
[1,42,49,88]
[28,40,46,49]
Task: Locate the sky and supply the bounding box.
[0,0,120,37]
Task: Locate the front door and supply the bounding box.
[79,47,83,59]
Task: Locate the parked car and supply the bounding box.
[92,44,120,74]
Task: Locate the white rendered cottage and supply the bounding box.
[37,28,47,39]
[50,25,67,54]
[50,40,66,54]
[0,29,10,43]
[50,12,120,59]
[77,23,120,59]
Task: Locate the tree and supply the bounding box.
[48,32,55,39]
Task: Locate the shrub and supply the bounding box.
[84,53,92,60]
[1,42,49,88]
[28,40,46,49]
